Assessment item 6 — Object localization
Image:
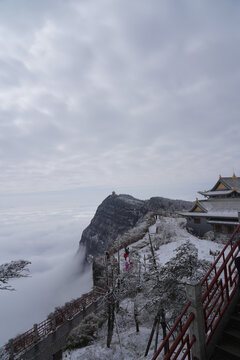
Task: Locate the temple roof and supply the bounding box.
[199,175,240,197]
[212,177,240,191]
[180,198,240,219]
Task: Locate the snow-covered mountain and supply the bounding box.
[65,214,223,360]
[79,193,192,263]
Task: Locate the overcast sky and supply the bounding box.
[1,0,240,202]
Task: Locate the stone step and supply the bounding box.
[233,303,240,314]
[211,297,240,359]
[224,327,240,345]
[229,314,240,329]
[214,339,240,360]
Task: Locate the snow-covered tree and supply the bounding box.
[146,241,211,316]
[144,240,212,356]
[0,260,31,290]
[66,312,106,350]
[162,240,212,284]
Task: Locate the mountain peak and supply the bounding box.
[79,193,192,262]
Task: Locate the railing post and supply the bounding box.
[9,339,14,360]
[186,283,207,360]
[33,324,39,343]
[82,297,86,317]
[67,303,73,320]
[52,315,56,331]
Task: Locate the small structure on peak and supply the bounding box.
[178,174,240,236]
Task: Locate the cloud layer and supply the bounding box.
[0,201,93,346]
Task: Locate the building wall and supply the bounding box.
[213,224,236,234]
[186,216,238,237]
[186,217,212,237]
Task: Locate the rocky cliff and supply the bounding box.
[79,193,192,262]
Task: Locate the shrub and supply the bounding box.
[66,312,106,350]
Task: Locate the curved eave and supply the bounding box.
[177,211,206,217]
[178,211,239,218]
[198,190,236,197]
[207,220,239,225]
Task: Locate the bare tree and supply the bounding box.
[0,260,31,290]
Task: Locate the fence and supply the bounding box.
[201,224,240,344]
[4,287,105,359]
[152,302,196,360]
[152,224,240,360]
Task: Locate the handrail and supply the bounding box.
[201,224,240,286]
[201,224,240,343]
[164,313,195,360]
[152,302,195,360]
[4,288,105,357]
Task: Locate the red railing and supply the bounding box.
[201,224,240,344]
[5,288,105,357]
[152,302,196,360]
[152,224,240,359]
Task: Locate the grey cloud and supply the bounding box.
[0,0,240,195]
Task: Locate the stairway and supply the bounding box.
[212,300,240,360]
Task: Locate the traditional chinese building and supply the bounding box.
[179,174,240,236]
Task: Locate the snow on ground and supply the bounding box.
[124,216,224,267]
[63,326,153,360]
[153,217,223,265]
[63,215,226,360]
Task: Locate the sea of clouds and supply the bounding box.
[0,195,96,346]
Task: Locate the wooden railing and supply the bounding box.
[4,287,105,358]
[152,224,240,359]
[152,302,196,360]
[201,224,240,344]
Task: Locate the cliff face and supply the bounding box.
[80,194,147,262]
[79,193,192,262]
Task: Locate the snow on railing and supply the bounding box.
[0,346,9,360]
[4,287,105,358]
[152,224,240,359]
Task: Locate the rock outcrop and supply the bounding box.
[145,196,192,212]
[80,194,147,262]
[79,193,192,262]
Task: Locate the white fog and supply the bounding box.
[0,194,97,346]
